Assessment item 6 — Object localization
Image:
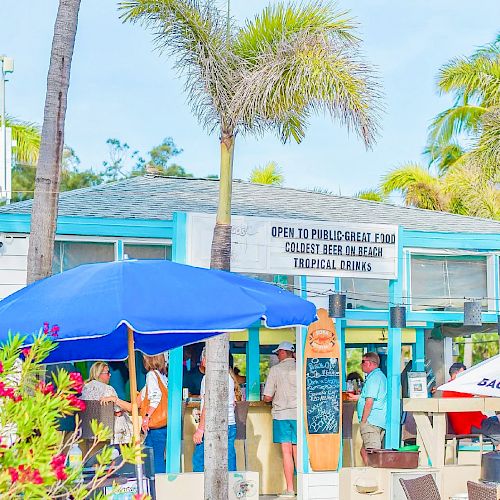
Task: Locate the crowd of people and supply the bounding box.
[68,341,500,493]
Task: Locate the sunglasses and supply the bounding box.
[101,371,111,376]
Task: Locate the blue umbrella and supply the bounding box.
[0,259,316,488]
[0,259,316,361]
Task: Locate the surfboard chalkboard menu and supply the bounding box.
[305,357,340,435]
[303,308,342,471]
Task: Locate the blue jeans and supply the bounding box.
[145,426,167,474]
[192,424,237,472]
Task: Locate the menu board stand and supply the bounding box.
[303,308,342,471]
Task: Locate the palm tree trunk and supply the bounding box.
[26,0,81,284]
[205,130,234,500]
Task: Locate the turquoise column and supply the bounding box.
[246,324,261,401]
[299,275,310,474]
[166,212,187,473]
[386,227,404,449]
[334,277,345,470]
[166,347,183,473]
[414,328,425,372]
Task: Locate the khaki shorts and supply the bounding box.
[360,422,385,449]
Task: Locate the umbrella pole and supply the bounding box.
[127,327,145,495]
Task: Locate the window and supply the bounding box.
[342,278,389,310]
[410,255,487,311]
[123,244,172,260]
[53,241,115,274]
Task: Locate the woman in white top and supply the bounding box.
[103,354,168,474]
[81,362,132,444]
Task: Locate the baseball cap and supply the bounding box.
[272,341,295,353]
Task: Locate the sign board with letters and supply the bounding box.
[186,212,398,279]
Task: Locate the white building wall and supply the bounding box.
[0,234,28,299]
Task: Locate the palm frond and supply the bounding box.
[355,189,387,202]
[235,1,359,63]
[444,162,500,220]
[470,106,500,178]
[424,140,465,174]
[119,0,235,133]
[249,161,284,185]
[427,104,487,146]
[5,116,41,166]
[437,51,500,107]
[233,3,382,147]
[380,163,448,211]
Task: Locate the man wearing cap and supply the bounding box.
[263,341,297,498]
[347,351,387,465]
[442,362,500,449]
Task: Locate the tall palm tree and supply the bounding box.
[26,0,81,284]
[121,1,380,496]
[427,35,499,165]
[5,117,41,167]
[249,161,284,185]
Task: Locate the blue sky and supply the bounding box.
[1,1,499,195]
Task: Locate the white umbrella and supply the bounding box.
[438,354,500,397]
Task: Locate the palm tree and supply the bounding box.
[380,161,500,219]
[5,117,41,167]
[121,1,380,496]
[427,35,500,166]
[249,161,284,185]
[381,163,449,211]
[27,0,82,284]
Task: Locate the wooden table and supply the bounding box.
[403,398,500,467]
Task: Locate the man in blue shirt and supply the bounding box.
[347,352,387,465]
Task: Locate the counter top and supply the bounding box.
[403,397,500,412]
[184,400,271,409]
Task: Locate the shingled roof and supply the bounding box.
[1,175,499,234]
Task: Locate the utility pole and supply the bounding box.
[0,56,14,204]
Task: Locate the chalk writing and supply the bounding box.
[305,357,340,435]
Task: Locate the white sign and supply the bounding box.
[186,213,398,279]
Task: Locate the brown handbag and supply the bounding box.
[140,371,168,429]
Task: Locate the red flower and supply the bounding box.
[69,372,84,393]
[36,381,55,395]
[50,325,60,338]
[21,347,31,358]
[51,454,66,467]
[8,467,18,482]
[67,394,86,412]
[0,361,3,374]
[0,381,20,401]
[133,495,149,500]
[43,322,49,334]
[31,469,43,485]
[50,454,67,481]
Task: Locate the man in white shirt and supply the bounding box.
[192,347,237,471]
[263,341,297,498]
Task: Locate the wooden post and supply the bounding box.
[127,327,144,494]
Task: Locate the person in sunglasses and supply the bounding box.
[347,352,387,465]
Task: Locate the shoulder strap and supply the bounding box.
[154,371,168,394]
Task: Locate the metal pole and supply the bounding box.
[127,327,145,495]
[0,59,6,202]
